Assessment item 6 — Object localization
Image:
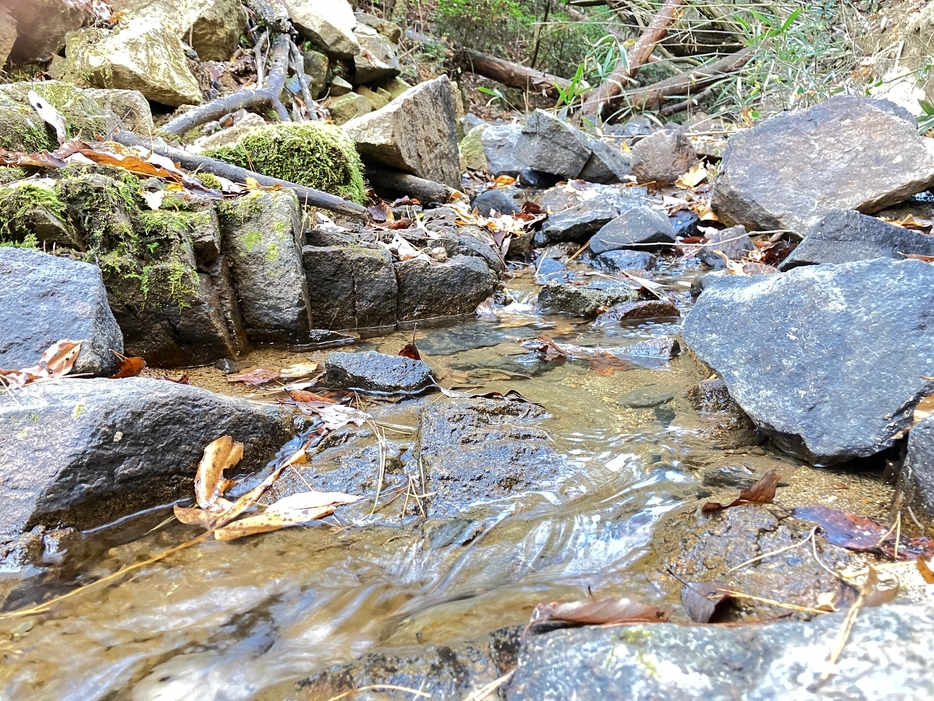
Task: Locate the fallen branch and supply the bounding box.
[581,0,687,119]
[163,34,291,136]
[366,167,461,204]
[112,130,368,219]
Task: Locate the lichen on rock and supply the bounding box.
[203,121,367,203]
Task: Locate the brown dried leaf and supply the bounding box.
[194,436,244,511]
[227,367,281,385]
[702,470,780,513]
[109,355,147,378]
[525,597,670,640]
[862,566,899,608]
[4,340,84,387]
[681,581,734,623]
[588,353,632,376]
[213,491,362,541]
[399,337,421,361]
[917,556,934,584]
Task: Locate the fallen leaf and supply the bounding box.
[900,253,934,262]
[110,354,147,378]
[194,436,244,511]
[793,504,934,559]
[523,597,670,641]
[861,566,899,608]
[227,367,281,385]
[279,362,318,379]
[367,199,394,223]
[0,340,83,388]
[245,176,260,189]
[917,556,934,583]
[815,591,837,612]
[213,490,362,541]
[294,401,370,430]
[914,392,934,425]
[702,470,781,513]
[681,581,734,623]
[589,353,632,376]
[399,331,421,361]
[494,175,516,186]
[161,373,191,384]
[287,389,333,403]
[674,163,709,189]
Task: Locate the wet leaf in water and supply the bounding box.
[213,490,362,541]
[294,401,369,431]
[793,504,934,559]
[287,389,334,403]
[109,354,147,378]
[681,581,734,623]
[702,470,781,513]
[399,331,421,361]
[917,556,934,584]
[194,436,244,511]
[523,597,671,641]
[589,353,632,376]
[227,367,281,385]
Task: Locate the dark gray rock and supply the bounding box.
[417,398,563,516]
[536,196,637,245]
[669,209,700,238]
[395,255,497,321]
[514,110,591,178]
[897,415,934,519]
[689,268,774,298]
[481,124,524,176]
[325,350,433,393]
[678,377,759,449]
[0,377,293,542]
[290,627,520,701]
[302,245,397,329]
[578,135,633,183]
[596,299,680,323]
[518,168,561,188]
[780,209,934,270]
[472,189,520,216]
[0,248,123,377]
[535,256,571,284]
[697,224,754,268]
[590,206,676,254]
[682,258,934,464]
[712,96,934,235]
[537,281,640,316]
[591,249,657,272]
[218,190,312,342]
[630,128,699,184]
[509,602,934,700]
[617,384,679,408]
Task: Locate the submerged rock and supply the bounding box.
[0,377,293,545]
[591,249,657,273]
[712,96,934,235]
[682,258,934,464]
[779,209,934,270]
[509,602,934,699]
[0,248,123,377]
[596,299,680,323]
[325,350,434,393]
[344,76,461,190]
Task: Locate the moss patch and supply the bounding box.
[0,182,70,244]
[203,122,366,203]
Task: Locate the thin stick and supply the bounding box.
[326,684,430,701]
[716,590,829,616]
[368,419,388,515]
[811,583,867,689]
[462,672,514,701]
[728,528,814,573]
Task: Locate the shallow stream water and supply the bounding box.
[0,263,895,700]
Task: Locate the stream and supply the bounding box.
[0,262,894,700]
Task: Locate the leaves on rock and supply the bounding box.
[680,581,734,623]
[861,566,899,608]
[523,597,671,641]
[213,491,362,541]
[227,367,281,385]
[110,353,147,378]
[917,556,934,583]
[0,340,82,389]
[794,504,934,559]
[702,470,780,513]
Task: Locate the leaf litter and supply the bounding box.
[0,339,82,389]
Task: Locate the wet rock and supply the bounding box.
[63,17,202,107]
[689,267,777,298]
[472,189,519,216]
[292,627,520,700]
[325,350,433,393]
[622,337,680,360]
[537,281,640,316]
[617,384,680,409]
[0,377,293,543]
[696,224,754,268]
[630,128,699,184]
[111,0,247,61]
[509,602,934,699]
[896,415,934,520]
[669,209,700,238]
[327,92,371,125]
[536,189,642,245]
[779,209,934,270]
[518,168,561,188]
[481,124,523,176]
[514,110,591,179]
[596,300,680,323]
[281,0,360,58]
[0,248,123,377]
[344,76,461,189]
[218,190,311,342]
[702,462,790,489]
[591,250,657,273]
[395,255,497,321]
[678,377,759,449]
[590,206,676,254]
[712,96,934,235]
[682,258,934,464]
[535,256,570,284]
[7,0,93,62]
[352,24,400,84]
[418,398,563,516]
[302,245,397,329]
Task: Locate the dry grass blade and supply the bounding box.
[462,672,513,701]
[715,589,830,616]
[728,528,815,573]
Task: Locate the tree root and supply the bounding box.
[365,167,461,204]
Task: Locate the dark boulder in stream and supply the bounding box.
[0,248,123,377]
[682,258,934,464]
[0,377,293,554]
[537,281,640,316]
[325,350,434,393]
[896,415,934,520]
[508,603,934,699]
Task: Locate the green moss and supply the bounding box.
[242,230,262,251]
[265,243,280,261]
[0,167,28,185]
[0,82,115,151]
[196,172,222,190]
[0,233,39,249]
[203,122,366,203]
[0,182,70,245]
[72,401,85,419]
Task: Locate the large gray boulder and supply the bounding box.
[395,255,497,321]
[780,209,934,270]
[0,377,293,542]
[481,124,524,176]
[712,96,934,235]
[218,190,312,342]
[343,76,461,189]
[352,24,400,84]
[281,0,360,58]
[509,603,934,699]
[898,415,934,520]
[536,187,644,245]
[0,248,123,377]
[682,258,934,464]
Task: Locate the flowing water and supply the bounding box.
[0,263,893,700]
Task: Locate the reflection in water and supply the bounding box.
[0,270,720,700]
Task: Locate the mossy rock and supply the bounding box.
[0,179,81,249]
[203,122,367,204]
